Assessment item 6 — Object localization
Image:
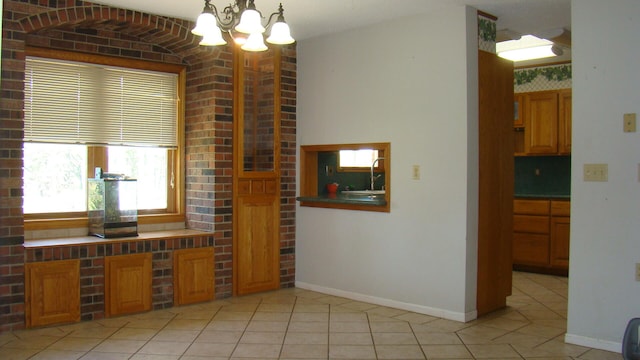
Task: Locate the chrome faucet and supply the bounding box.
[370,157,385,190]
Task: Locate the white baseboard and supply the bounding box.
[295,281,476,323]
[564,333,621,354]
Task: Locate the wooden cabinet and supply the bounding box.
[513,199,550,267]
[525,91,559,154]
[105,253,152,316]
[515,89,572,155]
[514,93,524,128]
[174,247,214,305]
[550,200,571,268]
[513,199,570,274]
[25,260,80,328]
[558,89,572,154]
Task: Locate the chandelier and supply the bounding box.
[191,0,295,52]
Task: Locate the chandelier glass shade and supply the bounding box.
[192,0,295,51]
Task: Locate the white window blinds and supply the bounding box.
[24,57,178,148]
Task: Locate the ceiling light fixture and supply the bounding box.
[497,35,560,62]
[192,0,295,52]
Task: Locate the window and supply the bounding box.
[23,48,185,227]
[338,149,380,170]
[23,143,88,214]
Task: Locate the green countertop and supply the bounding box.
[296,193,387,206]
[514,193,570,200]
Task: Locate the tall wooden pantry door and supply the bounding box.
[233,48,281,296]
[477,50,514,316]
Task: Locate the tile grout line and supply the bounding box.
[278,295,300,360]
[179,303,224,359]
[326,302,332,360]
[408,322,429,360]
[365,311,381,360]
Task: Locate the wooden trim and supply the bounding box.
[515,60,571,70]
[26,47,185,74]
[300,201,389,213]
[477,10,498,21]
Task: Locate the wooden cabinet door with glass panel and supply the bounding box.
[233,48,282,295]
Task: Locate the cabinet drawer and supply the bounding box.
[513,233,549,266]
[514,199,549,215]
[550,200,570,216]
[513,215,549,234]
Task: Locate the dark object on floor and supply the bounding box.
[623,318,640,359]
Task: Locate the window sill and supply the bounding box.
[23,229,211,248]
[24,213,185,231]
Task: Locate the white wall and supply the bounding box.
[295,5,479,321]
[566,0,640,352]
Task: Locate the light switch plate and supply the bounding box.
[583,163,608,182]
[624,113,637,133]
[412,165,420,180]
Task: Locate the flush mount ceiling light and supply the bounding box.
[497,35,561,62]
[192,0,295,52]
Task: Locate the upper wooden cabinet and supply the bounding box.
[558,89,572,154]
[525,91,559,154]
[514,93,524,128]
[516,89,572,156]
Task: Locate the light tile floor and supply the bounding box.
[0,271,622,359]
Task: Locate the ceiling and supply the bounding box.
[90,0,571,64]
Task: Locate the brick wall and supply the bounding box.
[0,0,296,332]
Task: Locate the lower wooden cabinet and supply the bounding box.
[25,259,80,328]
[105,253,152,317]
[174,247,215,305]
[550,214,571,268]
[513,199,570,274]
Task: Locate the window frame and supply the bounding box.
[23,47,186,231]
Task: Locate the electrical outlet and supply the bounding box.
[583,163,608,182]
[635,263,640,281]
[412,165,420,180]
[624,113,637,133]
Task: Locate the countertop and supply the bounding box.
[514,193,570,200]
[296,193,386,206]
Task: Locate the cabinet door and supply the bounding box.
[25,260,80,328]
[513,233,550,266]
[525,91,559,154]
[105,253,152,316]
[233,49,281,296]
[514,93,524,128]
[550,216,571,269]
[174,247,214,305]
[558,89,572,154]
